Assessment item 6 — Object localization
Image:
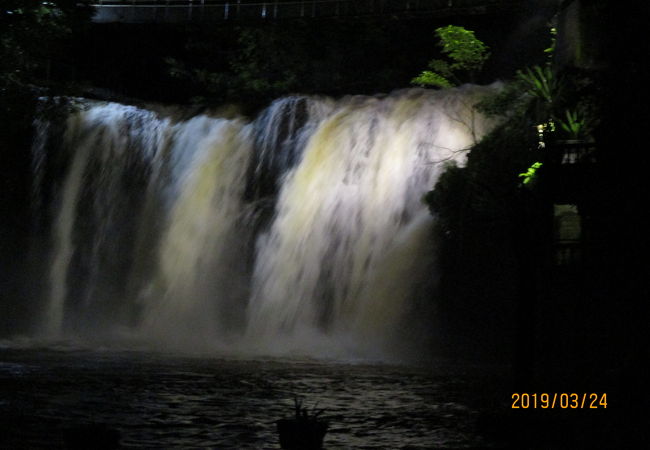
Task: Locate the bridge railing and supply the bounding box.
[90,0,518,23]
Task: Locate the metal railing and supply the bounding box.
[89,0,521,23]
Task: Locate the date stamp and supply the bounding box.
[512,393,607,409]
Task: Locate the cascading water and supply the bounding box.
[32,86,496,359]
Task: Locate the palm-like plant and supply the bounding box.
[516,65,561,107]
[557,109,588,140]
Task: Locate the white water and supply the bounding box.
[46,114,92,337]
[35,86,496,359]
[143,118,253,345]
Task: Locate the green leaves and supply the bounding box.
[411,70,453,88]
[543,27,557,58]
[436,25,491,74]
[557,108,589,140]
[518,161,543,186]
[513,66,594,140]
[411,25,489,88]
[1,0,90,89]
[516,65,558,104]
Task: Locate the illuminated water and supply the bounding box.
[33,86,497,359]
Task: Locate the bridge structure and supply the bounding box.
[89,0,523,24]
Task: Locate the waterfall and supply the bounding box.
[33,86,496,358]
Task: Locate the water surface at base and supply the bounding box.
[0,348,509,448]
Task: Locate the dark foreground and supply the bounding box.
[0,345,640,449]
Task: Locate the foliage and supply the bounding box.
[424,113,541,359]
[1,1,91,242]
[474,24,598,142]
[474,80,528,117]
[411,25,490,88]
[421,17,609,361]
[427,112,538,231]
[557,108,589,140]
[477,65,600,143]
[172,25,313,105]
[228,27,306,97]
[516,65,558,105]
[165,19,423,106]
[436,25,491,73]
[431,23,600,237]
[1,1,91,89]
[411,70,453,89]
[475,21,600,143]
[518,161,543,186]
[477,65,559,124]
[1,0,91,131]
[423,22,563,338]
[543,27,557,60]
